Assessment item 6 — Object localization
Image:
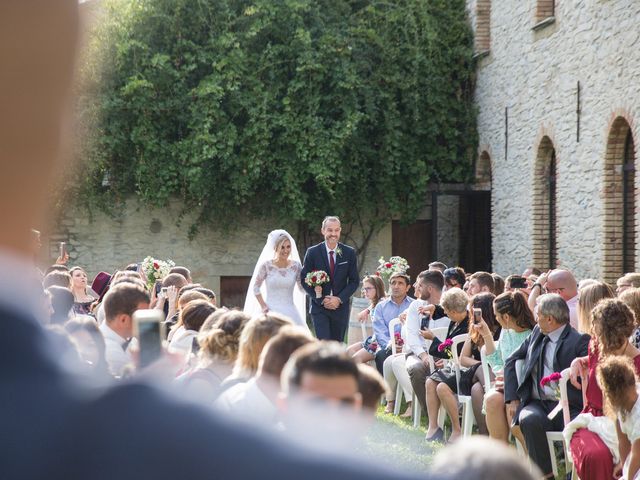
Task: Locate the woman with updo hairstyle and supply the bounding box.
[566,299,640,480]
[577,281,614,334]
[220,312,292,388]
[478,291,534,444]
[180,310,250,400]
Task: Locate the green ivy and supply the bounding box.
[74,0,477,249]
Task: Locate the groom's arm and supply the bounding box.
[336,247,359,306]
[300,246,323,306]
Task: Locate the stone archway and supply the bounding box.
[602,117,636,282]
[532,136,557,269]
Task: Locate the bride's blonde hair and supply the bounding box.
[273,234,290,258]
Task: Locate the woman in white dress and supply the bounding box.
[244,230,307,329]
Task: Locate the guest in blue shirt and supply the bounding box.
[348,272,413,374]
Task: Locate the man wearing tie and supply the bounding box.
[504,294,590,478]
[300,216,359,341]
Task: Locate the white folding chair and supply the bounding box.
[546,368,577,479]
[449,334,475,437]
[480,345,492,393]
[413,326,449,428]
[386,318,405,415]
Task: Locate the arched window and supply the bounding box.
[603,117,636,282]
[475,0,491,53]
[535,0,555,23]
[532,136,557,269]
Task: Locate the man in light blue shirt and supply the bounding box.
[372,272,413,373]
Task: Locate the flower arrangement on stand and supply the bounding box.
[376,256,410,284]
[141,256,175,291]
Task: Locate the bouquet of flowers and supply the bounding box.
[394,331,404,351]
[437,338,453,358]
[305,270,330,298]
[540,372,564,419]
[141,256,175,291]
[376,256,410,283]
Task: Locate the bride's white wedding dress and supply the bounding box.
[252,260,306,328]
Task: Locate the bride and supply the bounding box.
[244,230,308,329]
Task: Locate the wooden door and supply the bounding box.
[220,276,252,309]
[392,220,433,291]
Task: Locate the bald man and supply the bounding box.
[529,269,579,328]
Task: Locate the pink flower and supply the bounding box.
[540,372,562,389]
[153,262,159,269]
[437,338,453,352]
[385,263,393,268]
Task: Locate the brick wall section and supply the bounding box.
[602,117,636,283]
[475,0,491,52]
[536,0,555,21]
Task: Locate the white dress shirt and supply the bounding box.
[405,299,450,357]
[566,295,579,330]
[216,378,278,425]
[100,322,132,377]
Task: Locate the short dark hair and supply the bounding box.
[259,327,314,379]
[470,271,495,292]
[193,287,216,300]
[419,270,444,291]
[178,283,202,298]
[162,273,188,289]
[357,364,388,410]
[125,263,139,272]
[283,341,359,392]
[103,283,150,322]
[43,271,71,289]
[180,299,217,331]
[47,286,74,325]
[389,272,410,285]
[428,261,448,272]
[170,266,192,281]
[443,267,466,288]
[45,264,69,275]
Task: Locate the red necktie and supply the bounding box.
[329,250,336,278]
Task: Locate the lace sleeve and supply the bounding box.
[253,262,268,295]
[293,261,304,292]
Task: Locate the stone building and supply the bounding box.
[467,0,640,282]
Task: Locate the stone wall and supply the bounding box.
[468,0,640,279]
[43,200,393,302]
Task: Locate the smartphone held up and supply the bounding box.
[133,309,165,369]
[473,307,482,324]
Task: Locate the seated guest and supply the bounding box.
[529,269,579,328]
[467,271,495,296]
[64,318,110,378]
[443,267,466,292]
[620,288,640,348]
[347,272,412,374]
[422,287,470,442]
[504,293,589,478]
[355,275,386,323]
[99,283,150,377]
[576,281,614,334]
[616,272,640,296]
[69,266,97,316]
[47,285,74,325]
[429,262,448,273]
[217,326,314,425]
[43,270,72,289]
[431,437,540,480]
[225,313,292,385]
[405,270,450,416]
[180,310,249,400]
[168,299,217,355]
[479,291,535,444]
[357,364,388,418]
[459,292,500,437]
[492,274,505,296]
[565,299,640,480]
[597,356,640,480]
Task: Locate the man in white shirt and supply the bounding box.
[217,326,313,425]
[405,270,450,414]
[100,283,150,377]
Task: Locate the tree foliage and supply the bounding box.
[75,0,477,251]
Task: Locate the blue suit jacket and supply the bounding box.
[300,242,359,314]
[0,304,435,480]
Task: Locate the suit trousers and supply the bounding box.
[311,309,349,342]
[406,354,431,413]
[519,399,566,476]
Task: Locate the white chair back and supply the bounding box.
[450,333,469,392]
[388,317,401,355]
[480,345,492,393]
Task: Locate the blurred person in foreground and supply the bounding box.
[0,2,435,479]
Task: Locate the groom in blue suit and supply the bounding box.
[301,216,360,341]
